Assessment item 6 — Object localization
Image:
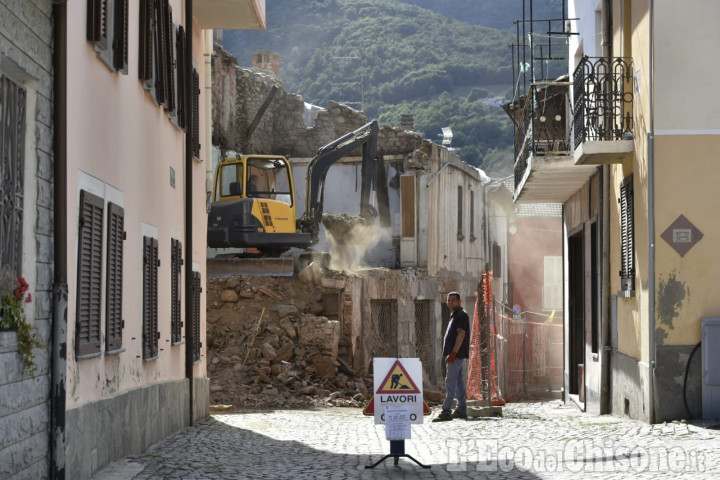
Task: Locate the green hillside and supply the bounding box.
[396,0,565,29]
[222,0,564,175]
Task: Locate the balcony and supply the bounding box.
[194,0,266,30]
[573,56,634,165]
[506,82,598,203]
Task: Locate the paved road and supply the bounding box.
[94,401,720,479]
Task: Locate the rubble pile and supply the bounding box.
[206,265,371,409]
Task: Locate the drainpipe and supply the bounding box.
[601,166,611,414]
[647,0,656,424]
[562,206,567,404]
[51,2,68,477]
[184,0,195,426]
[600,0,612,416]
[205,29,214,212]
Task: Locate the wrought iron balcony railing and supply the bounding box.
[512,83,571,189]
[573,56,634,145]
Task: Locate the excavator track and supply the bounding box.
[207,251,330,277]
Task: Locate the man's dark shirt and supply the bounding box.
[443,307,470,358]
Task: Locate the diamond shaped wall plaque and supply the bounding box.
[660,214,703,257]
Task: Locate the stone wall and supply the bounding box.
[0,1,55,478]
[211,46,425,159]
[65,379,208,480]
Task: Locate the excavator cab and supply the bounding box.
[208,120,383,255]
[208,155,311,253]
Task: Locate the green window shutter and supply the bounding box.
[192,68,201,158]
[619,175,634,292]
[76,190,104,356]
[138,0,153,85]
[105,202,125,351]
[113,0,129,74]
[87,0,109,50]
[163,2,175,113]
[171,239,183,344]
[143,236,159,359]
[192,271,201,362]
[176,25,187,129]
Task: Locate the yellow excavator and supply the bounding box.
[207,120,381,256]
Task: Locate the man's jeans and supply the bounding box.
[442,358,467,413]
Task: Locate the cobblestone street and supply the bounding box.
[94,401,720,479]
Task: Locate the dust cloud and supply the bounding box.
[321,213,390,271]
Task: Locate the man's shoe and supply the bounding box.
[451,409,468,419]
[432,411,453,422]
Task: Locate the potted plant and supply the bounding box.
[0,267,44,377]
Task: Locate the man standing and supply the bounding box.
[433,292,470,422]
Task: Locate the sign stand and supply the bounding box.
[365,440,430,469]
[364,359,431,470]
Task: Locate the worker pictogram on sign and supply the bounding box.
[376,360,421,394]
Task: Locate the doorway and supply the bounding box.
[568,233,585,408]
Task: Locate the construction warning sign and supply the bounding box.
[370,358,424,425]
[376,360,421,394]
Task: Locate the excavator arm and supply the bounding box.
[298,120,380,243]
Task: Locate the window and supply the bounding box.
[457,186,464,240]
[171,238,183,344]
[191,270,202,363]
[619,175,635,295]
[246,157,293,204]
[370,300,396,358]
[105,203,125,352]
[175,26,188,128]
[139,0,174,109]
[76,190,104,356]
[191,68,200,158]
[87,0,129,74]
[138,0,199,140]
[0,75,26,274]
[492,242,502,278]
[470,190,476,240]
[142,236,159,360]
[400,175,415,237]
[76,180,125,358]
[542,256,563,311]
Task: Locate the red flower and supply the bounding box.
[25,293,32,303]
[11,276,30,300]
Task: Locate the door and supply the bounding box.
[568,233,585,409]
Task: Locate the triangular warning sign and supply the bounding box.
[363,396,375,415]
[363,395,431,415]
[376,360,421,394]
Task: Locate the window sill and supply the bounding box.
[105,348,126,356]
[171,341,185,347]
[617,289,635,298]
[457,234,465,241]
[76,352,102,361]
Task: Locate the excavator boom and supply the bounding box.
[299,120,379,242]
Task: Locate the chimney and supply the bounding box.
[252,50,280,76]
[400,114,414,131]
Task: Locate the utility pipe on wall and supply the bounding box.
[51,2,68,477]
[647,0,656,424]
[184,0,195,426]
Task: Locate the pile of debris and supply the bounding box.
[206,265,371,409]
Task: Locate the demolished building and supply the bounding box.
[207,45,507,406]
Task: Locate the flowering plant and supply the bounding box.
[0,269,43,377]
